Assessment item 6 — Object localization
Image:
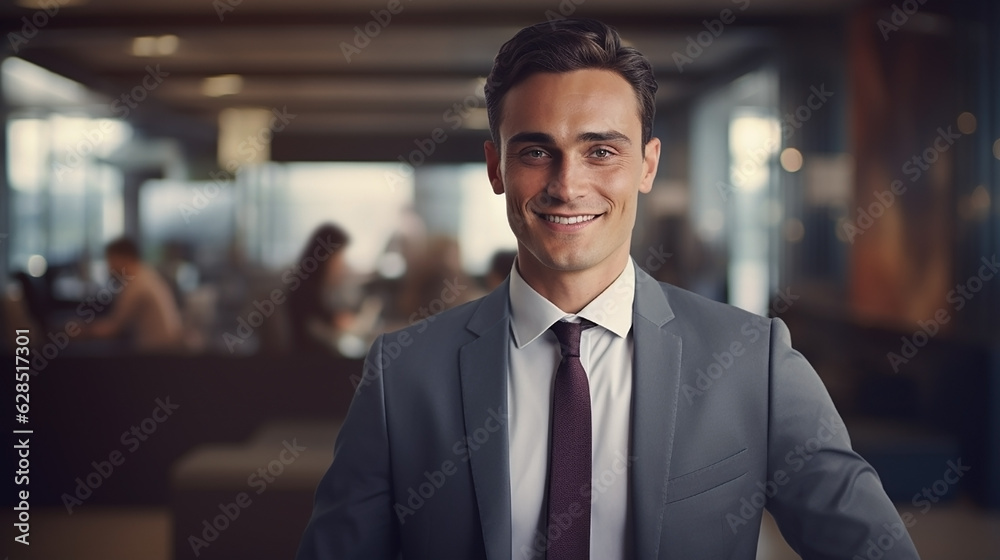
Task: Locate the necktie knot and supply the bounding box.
[549,320,583,358]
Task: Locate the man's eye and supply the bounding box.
[527,149,547,158]
[592,148,612,158]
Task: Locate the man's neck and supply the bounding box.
[516,251,630,314]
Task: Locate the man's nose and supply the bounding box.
[544,156,587,203]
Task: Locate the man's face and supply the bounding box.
[485,69,660,283]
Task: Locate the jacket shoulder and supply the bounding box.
[657,281,765,327]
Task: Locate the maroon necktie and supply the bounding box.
[546,320,591,559]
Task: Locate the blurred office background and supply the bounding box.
[0,0,998,558]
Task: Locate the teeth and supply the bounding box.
[544,214,597,225]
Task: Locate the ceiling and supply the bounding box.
[1,0,865,162]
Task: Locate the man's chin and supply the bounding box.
[531,251,597,274]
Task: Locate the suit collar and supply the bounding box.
[508,258,636,348]
[470,259,663,334]
[633,262,676,327]
[466,275,511,336]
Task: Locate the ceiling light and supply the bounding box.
[132,37,156,57]
[217,107,271,168]
[783,219,805,243]
[957,112,976,135]
[156,34,179,55]
[201,75,243,98]
[780,148,803,173]
[461,108,490,130]
[27,255,47,278]
[131,35,179,57]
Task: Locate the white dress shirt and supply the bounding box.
[508,258,635,560]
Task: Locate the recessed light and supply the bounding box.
[131,34,178,57]
[957,112,977,135]
[780,148,803,173]
[201,74,244,97]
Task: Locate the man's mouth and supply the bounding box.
[539,213,601,225]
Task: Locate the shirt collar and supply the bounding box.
[508,258,635,349]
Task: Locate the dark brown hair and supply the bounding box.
[105,237,140,260]
[484,18,657,146]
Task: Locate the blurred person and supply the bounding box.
[9,271,50,332]
[641,215,727,301]
[297,19,918,560]
[286,223,370,354]
[1,278,41,350]
[362,210,429,330]
[157,240,200,305]
[485,248,517,291]
[394,235,485,325]
[83,237,183,351]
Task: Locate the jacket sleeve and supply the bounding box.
[296,334,401,559]
[765,318,920,559]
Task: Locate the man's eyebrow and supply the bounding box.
[507,131,555,145]
[578,131,631,145]
[506,130,633,146]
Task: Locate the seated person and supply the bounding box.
[286,223,364,354]
[83,237,183,352]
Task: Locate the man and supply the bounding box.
[297,19,919,559]
[84,237,183,351]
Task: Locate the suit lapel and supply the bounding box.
[459,280,512,560]
[630,266,683,559]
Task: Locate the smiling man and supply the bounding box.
[296,19,919,560]
[485,67,658,315]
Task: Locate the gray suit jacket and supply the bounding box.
[297,264,919,559]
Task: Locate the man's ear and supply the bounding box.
[484,140,504,195]
[639,137,661,194]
